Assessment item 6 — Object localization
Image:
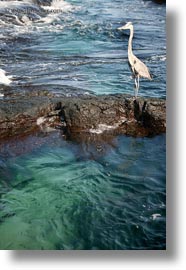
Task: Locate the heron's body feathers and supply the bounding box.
[129,54,152,80]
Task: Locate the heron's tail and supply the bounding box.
[149,72,153,80]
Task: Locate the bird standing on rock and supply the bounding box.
[118,22,152,98]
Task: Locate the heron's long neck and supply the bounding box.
[128,26,134,56]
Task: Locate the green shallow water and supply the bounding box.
[0,134,166,250]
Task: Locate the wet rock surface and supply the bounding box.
[0,92,166,141]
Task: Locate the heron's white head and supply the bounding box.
[118,22,133,31]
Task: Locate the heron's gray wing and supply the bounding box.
[133,57,152,79]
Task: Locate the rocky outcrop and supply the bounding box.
[0,92,166,141]
[61,95,165,137]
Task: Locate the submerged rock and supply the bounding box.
[0,92,166,141]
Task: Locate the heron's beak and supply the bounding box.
[117,26,123,30]
[117,26,127,30]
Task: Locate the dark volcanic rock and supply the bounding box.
[0,93,166,141]
[61,95,166,137]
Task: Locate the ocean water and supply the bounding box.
[0,0,166,97]
[0,134,166,250]
[0,0,166,250]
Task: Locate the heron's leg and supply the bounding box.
[136,75,139,97]
[134,77,138,98]
[135,75,140,98]
[134,77,137,88]
[137,75,139,88]
[134,77,137,96]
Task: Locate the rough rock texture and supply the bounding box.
[0,93,166,140]
[61,95,166,137]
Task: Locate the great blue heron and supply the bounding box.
[118,22,152,97]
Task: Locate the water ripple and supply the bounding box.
[0,135,166,250]
[0,0,166,98]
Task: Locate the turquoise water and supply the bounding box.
[0,134,166,250]
[0,0,166,250]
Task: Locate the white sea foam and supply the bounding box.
[89,117,127,134]
[90,124,116,134]
[0,1,40,28]
[19,15,32,26]
[151,55,166,62]
[0,0,77,35]
[0,0,37,11]
[41,0,73,12]
[36,14,59,24]
[36,116,46,126]
[151,213,161,220]
[36,116,57,133]
[0,69,12,86]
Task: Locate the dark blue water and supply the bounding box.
[0,0,166,250]
[0,0,166,97]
